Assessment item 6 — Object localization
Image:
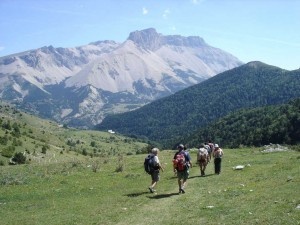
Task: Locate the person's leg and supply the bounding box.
[199,163,203,175]
[181,170,189,193]
[218,159,222,174]
[214,158,217,174]
[151,180,157,188]
[203,161,207,176]
[216,158,221,174]
[177,179,182,192]
[149,172,159,192]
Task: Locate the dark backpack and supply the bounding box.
[144,154,155,174]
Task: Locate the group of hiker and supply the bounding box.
[145,141,223,194]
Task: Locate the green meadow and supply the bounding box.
[1,147,299,225]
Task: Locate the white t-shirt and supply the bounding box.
[153,155,159,164]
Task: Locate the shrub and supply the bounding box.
[12,152,26,164]
[90,141,96,147]
[1,146,15,158]
[115,155,124,172]
[82,149,88,156]
[91,159,101,172]
[41,146,47,154]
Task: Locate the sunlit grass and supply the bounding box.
[0,148,299,225]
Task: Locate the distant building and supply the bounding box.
[108,129,115,134]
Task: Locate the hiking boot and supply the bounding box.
[180,188,185,194]
[149,187,154,193]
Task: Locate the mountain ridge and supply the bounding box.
[97,61,300,147]
[0,28,243,128]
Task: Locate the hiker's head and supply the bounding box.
[152,147,159,155]
[200,143,205,148]
[214,144,219,148]
[178,144,184,150]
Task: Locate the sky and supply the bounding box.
[0,0,299,70]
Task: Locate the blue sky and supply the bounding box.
[0,0,299,70]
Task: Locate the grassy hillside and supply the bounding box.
[180,98,300,148]
[0,102,148,166]
[97,62,300,147]
[0,147,299,224]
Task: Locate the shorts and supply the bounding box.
[177,169,189,180]
[151,170,160,182]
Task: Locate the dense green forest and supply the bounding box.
[178,98,300,148]
[97,62,300,147]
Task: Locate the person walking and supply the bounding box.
[207,140,215,161]
[173,144,192,194]
[148,147,164,193]
[213,144,223,175]
[197,143,209,176]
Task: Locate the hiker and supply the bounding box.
[197,143,209,176]
[213,144,223,175]
[204,142,211,162]
[173,144,192,194]
[147,147,164,193]
[207,140,215,161]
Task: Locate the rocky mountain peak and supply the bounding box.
[127,28,162,51]
[127,28,207,50]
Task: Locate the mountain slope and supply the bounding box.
[0,100,148,165]
[181,98,300,148]
[97,62,300,146]
[0,28,242,128]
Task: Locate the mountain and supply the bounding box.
[97,62,300,147]
[0,28,242,128]
[180,98,300,148]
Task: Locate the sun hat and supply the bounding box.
[214,144,219,148]
[178,144,184,149]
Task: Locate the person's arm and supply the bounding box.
[186,153,192,168]
[159,162,164,172]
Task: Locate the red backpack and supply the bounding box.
[173,153,186,171]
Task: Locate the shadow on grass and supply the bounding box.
[188,173,216,179]
[147,193,179,199]
[126,192,149,198]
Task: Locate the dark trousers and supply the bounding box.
[214,158,222,174]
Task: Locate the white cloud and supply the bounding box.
[0,46,5,52]
[191,0,204,4]
[142,7,148,15]
[163,8,170,19]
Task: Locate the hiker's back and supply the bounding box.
[173,152,187,171]
[198,148,208,162]
[214,148,223,158]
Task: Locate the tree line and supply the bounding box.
[178,98,300,148]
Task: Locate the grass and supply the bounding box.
[0,147,299,225]
[0,102,148,165]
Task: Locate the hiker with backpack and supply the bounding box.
[213,144,224,175]
[173,144,192,194]
[144,147,164,193]
[197,143,209,176]
[207,140,215,161]
[204,142,211,162]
